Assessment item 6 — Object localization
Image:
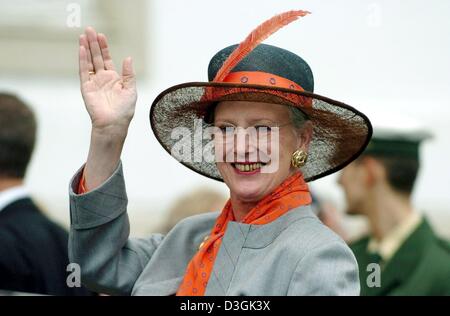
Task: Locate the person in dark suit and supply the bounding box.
[338,117,450,295]
[0,93,90,295]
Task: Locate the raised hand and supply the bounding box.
[79,27,137,135]
[78,27,137,191]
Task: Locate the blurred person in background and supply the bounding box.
[158,188,226,234]
[68,11,372,296]
[337,119,450,295]
[313,194,350,242]
[0,93,91,296]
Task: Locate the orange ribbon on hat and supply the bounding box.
[213,70,313,107]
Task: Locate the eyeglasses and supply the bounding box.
[213,122,293,142]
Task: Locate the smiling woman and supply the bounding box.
[212,100,313,221]
[68,10,371,296]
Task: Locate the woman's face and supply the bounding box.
[214,101,312,203]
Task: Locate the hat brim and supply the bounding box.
[149,82,372,182]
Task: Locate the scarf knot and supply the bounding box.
[176,172,311,296]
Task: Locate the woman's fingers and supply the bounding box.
[79,45,89,84]
[79,34,93,72]
[85,26,105,72]
[97,33,115,71]
[121,57,135,89]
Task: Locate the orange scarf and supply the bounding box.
[176,171,311,296]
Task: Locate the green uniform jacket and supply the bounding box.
[350,218,450,296]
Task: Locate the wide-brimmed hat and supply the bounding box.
[150,10,372,182]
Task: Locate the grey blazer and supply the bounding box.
[68,161,360,296]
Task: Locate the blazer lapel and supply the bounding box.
[205,206,316,295]
[205,221,250,295]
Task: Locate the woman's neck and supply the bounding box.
[229,170,301,222]
[229,196,257,222]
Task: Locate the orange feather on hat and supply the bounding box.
[213,10,311,83]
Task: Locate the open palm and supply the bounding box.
[79,27,137,131]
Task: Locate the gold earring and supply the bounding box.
[291,149,308,168]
